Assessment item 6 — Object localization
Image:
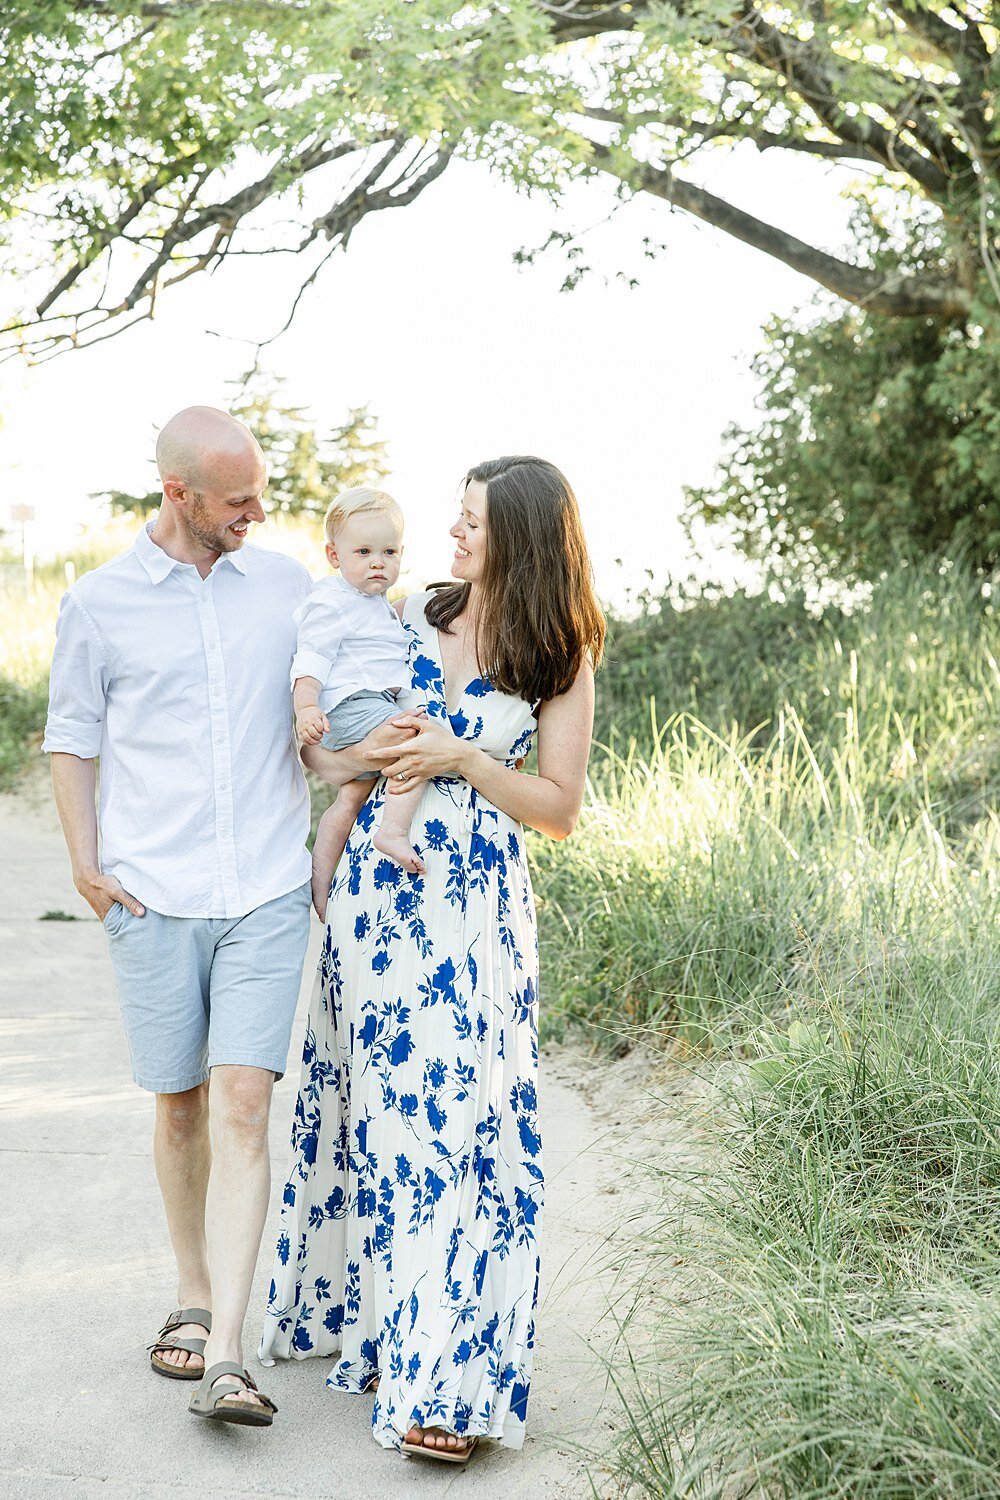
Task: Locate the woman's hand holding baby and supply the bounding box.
[367,713,472,790]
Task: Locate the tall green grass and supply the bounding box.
[537,561,1000,1046]
[0,576,66,788]
[597,564,998,778]
[538,560,1000,1498]
[606,951,1000,1498]
[534,704,999,1049]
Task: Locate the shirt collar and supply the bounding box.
[330,573,390,605]
[134,521,248,584]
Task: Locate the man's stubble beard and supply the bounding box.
[185,493,241,554]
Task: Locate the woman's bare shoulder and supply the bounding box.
[536,657,595,729]
[395,589,436,621]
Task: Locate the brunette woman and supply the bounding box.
[261,457,604,1463]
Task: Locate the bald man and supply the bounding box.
[44,407,313,1425]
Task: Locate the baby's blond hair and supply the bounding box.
[323,485,402,544]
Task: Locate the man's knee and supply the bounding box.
[210,1065,273,1149]
[155,1082,209,1144]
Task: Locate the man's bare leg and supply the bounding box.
[198,1065,276,1410]
[152,1083,212,1373]
[373,778,426,873]
[311,779,373,918]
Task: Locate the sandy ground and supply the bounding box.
[0,771,664,1500]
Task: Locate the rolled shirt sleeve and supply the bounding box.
[290,589,345,689]
[41,592,109,758]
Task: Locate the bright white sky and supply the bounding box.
[0,145,855,603]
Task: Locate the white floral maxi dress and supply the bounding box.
[260,593,542,1450]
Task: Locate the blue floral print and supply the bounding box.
[261,593,542,1451]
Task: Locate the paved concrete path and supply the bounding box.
[0,779,626,1499]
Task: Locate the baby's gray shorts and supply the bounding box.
[320,688,400,778]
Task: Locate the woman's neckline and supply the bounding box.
[432,625,481,717]
[421,594,486,716]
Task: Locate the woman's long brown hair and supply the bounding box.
[425,456,606,704]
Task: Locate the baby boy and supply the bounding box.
[293,486,424,916]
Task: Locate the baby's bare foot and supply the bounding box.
[373,829,425,873]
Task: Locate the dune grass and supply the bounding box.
[606,946,1000,1498]
[537,559,999,1041]
[540,560,1000,1498]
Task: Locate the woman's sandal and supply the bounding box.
[188,1361,278,1427]
[401,1430,479,1465]
[148,1307,212,1380]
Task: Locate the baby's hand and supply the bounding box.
[296,706,329,746]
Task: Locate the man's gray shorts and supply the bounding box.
[320,688,399,779]
[103,881,311,1094]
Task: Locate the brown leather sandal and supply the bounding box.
[148,1307,212,1380]
[401,1430,479,1464]
[188,1361,278,1427]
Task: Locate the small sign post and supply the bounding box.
[9,503,35,589]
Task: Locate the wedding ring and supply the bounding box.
[395,772,408,781]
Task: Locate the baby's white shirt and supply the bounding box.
[292,574,409,714]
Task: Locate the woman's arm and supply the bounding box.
[369,661,595,840]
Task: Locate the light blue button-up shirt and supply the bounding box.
[43,523,313,918]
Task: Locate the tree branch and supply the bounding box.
[303,137,452,250]
[585,140,970,318]
[540,1,643,42]
[544,0,975,191]
[250,141,453,352]
[110,137,369,316]
[580,105,884,161]
[70,1,307,16]
[5,133,452,364]
[884,0,993,70]
[543,1,972,194]
[884,1,995,159]
[731,8,959,196]
[35,157,195,316]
